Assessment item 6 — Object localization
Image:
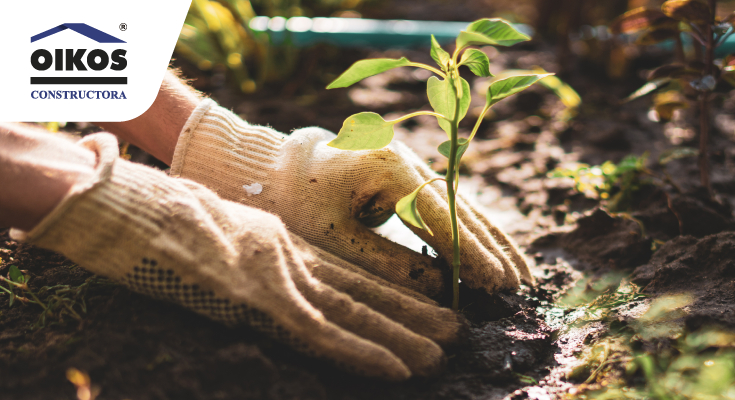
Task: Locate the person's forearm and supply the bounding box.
[96,70,202,165]
[0,123,96,231]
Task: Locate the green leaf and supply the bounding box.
[624,78,672,103]
[635,26,680,45]
[456,18,530,50]
[548,166,585,179]
[483,69,579,119]
[662,0,711,25]
[458,49,493,77]
[396,183,434,235]
[437,138,470,160]
[722,11,735,25]
[615,153,648,174]
[327,112,395,150]
[610,7,672,34]
[427,76,471,136]
[653,90,689,121]
[430,35,450,72]
[485,73,553,107]
[9,266,24,284]
[8,291,14,307]
[535,74,581,109]
[648,64,692,80]
[327,58,412,89]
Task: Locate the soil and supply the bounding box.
[3,2,735,399]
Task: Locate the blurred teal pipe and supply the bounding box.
[657,34,735,57]
[249,16,735,57]
[248,16,533,48]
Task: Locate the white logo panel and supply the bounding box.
[0,0,191,121]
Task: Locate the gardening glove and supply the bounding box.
[10,133,467,380]
[170,99,533,297]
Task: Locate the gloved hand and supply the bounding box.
[10,133,466,380]
[170,100,533,297]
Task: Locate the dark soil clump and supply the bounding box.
[632,232,735,330]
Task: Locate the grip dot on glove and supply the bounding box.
[122,257,313,354]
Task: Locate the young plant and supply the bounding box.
[550,148,697,212]
[326,18,550,310]
[569,294,735,400]
[612,0,734,194]
[550,153,651,212]
[0,265,95,328]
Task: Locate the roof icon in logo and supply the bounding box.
[31,23,126,43]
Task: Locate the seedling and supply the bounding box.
[569,293,735,400]
[550,153,650,212]
[0,265,95,329]
[612,0,735,194]
[326,18,550,309]
[550,147,697,213]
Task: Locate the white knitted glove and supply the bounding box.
[171,100,533,297]
[10,133,466,380]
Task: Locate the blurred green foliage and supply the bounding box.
[560,272,644,311]
[552,271,735,399]
[549,147,698,212]
[176,0,263,93]
[175,0,369,93]
[549,153,649,211]
[570,290,735,400]
[0,265,104,329]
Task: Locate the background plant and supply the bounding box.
[611,0,735,194]
[176,0,264,93]
[0,265,96,329]
[325,18,549,310]
[567,289,735,400]
[550,153,651,212]
[549,147,698,213]
[175,0,374,93]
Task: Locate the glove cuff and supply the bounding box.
[170,99,285,196]
[9,133,277,325]
[10,133,179,282]
[170,98,216,176]
[10,133,119,245]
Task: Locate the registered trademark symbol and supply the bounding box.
[119,23,127,31]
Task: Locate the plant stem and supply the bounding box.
[700,0,716,195]
[407,62,446,78]
[446,150,461,310]
[688,24,708,47]
[446,71,462,311]
[389,111,450,124]
[0,277,26,288]
[414,178,447,196]
[468,105,491,142]
[26,290,48,310]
